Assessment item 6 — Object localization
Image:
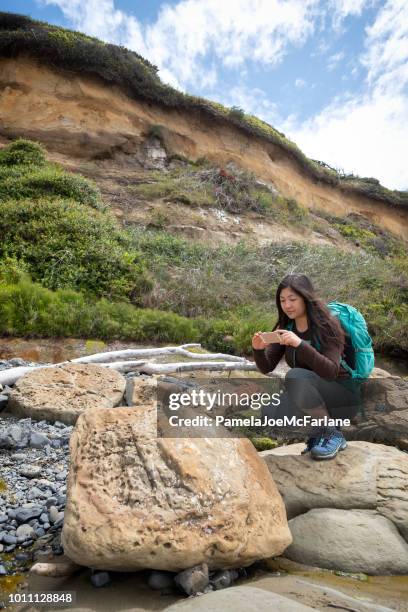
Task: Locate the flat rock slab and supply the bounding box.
[285,508,408,575]
[164,586,315,611]
[8,364,126,424]
[62,402,292,572]
[261,441,408,541]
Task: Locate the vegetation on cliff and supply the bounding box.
[1,11,407,210]
[0,139,406,356]
[0,139,152,303]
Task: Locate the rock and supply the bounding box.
[2,534,17,545]
[49,506,64,524]
[147,570,175,591]
[163,586,315,611]
[30,432,50,448]
[350,376,408,443]
[0,394,8,411]
[61,401,291,571]
[19,465,42,479]
[0,424,30,449]
[261,441,408,540]
[15,506,43,524]
[10,453,26,461]
[9,358,27,367]
[8,363,126,424]
[210,569,239,590]
[141,135,167,169]
[30,560,82,577]
[0,564,6,576]
[16,524,35,540]
[285,508,408,574]
[90,571,111,588]
[174,563,209,595]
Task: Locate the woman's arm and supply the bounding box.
[253,343,285,374]
[295,340,342,379]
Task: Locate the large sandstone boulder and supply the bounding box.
[62,400,292,571]
[285,508,408,575]
[261,441,408,541]
[8,364,126,425]
[164,586,315,611]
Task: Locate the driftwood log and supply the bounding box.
[0,344,256,387]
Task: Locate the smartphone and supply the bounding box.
[259,330,285,344]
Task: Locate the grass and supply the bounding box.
[1,12,408,209]
[0,235,406,357]
[130,163,310,221]
[128,229,408,355]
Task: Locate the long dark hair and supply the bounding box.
[273,274,345,349]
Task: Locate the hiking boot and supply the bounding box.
[311,428,347,460]
[300,435,322,454]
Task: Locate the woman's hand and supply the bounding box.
[252,331,267,350]
[277,330,302,348]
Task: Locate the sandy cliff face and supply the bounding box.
[0,56,406,239]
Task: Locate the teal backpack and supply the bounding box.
[289,301,375,380]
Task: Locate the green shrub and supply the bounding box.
[0,256,30,284]
[0,165,103,209]
[0,138,46,166]
[250,437,279,451]
[0,279,198,342]
[0,198,152,303]
[229,106,245,120]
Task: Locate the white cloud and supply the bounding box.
[283,0,408,189]
[40,0,319,90]
[361,0,408,93]
[295,78,306,87]
[283,89,408,189]
[328,0,377,29]
[327,50,345,70]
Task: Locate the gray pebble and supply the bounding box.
[148,570,175,591]
[19,465,42,479]
[16,524,35,540]
[3,533,17,545]
[30,432,50,448]
[174,563,209,596]
[15,506,43,523]
[90,571,111,588]
[211,569,239,590]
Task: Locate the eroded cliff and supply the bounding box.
[0,56,407,240]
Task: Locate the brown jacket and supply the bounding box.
[252,326,350,380]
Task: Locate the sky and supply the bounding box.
[3,0,408,190]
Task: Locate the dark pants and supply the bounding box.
[262,367,361,434]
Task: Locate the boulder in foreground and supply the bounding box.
[62,402,292,571]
